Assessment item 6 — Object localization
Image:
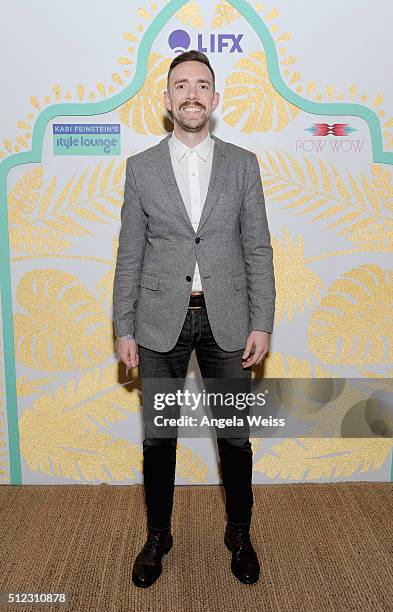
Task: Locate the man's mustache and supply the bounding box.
[181,103,205,110]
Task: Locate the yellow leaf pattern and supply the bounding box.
[308,265,393,366]
[9,161,126,255]
[256,150,393,251]
[222,51,300,132]
[255,352,332,379]
[176,1,204,28]
[211,1,240,28]
[14,269,114,370]
[254,439,392,480]
[118,53,172,135]
[19,364,142,480]
[176,444,208,483]
[271,228,325,323]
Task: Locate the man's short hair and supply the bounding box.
[167,50,215,90]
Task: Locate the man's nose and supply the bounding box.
[185,96,201,107]
[187,86,199,99]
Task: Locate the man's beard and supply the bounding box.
[174,105,209,132]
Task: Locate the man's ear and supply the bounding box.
[212,91,220,111]
[163,90,171,113]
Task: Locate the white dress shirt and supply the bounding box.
[168,131,214,292]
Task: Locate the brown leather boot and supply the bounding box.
[224,522,260,584]
[132,527,173,588]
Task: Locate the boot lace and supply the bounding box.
[144,531,167,558]
[231,526,253,555]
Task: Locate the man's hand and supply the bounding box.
[116,338,139,370]
[242,331,270,368]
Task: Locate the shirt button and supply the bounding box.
[186,275,192,282]
[195,237,200,243]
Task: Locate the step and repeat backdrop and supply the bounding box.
[1,0,392,485]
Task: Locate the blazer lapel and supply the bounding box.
[156,133,230,234]
[197,134,230,233]
[157,134,194,232]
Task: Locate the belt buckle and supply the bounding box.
[189,292,204,309]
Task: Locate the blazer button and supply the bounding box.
[186,275,192,282]
[195,237,200,243]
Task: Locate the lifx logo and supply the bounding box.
[168,29,244,54]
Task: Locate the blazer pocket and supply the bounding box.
[139,272,159,290]
[233,272,247,290]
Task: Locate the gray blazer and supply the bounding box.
[113,133,276,352]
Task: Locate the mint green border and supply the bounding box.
[1,0,392,484]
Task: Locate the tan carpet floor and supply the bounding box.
[0,482,392,612]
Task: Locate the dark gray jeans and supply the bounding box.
[138,305,253,531]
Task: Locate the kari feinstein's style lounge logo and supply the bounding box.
[53,124,121,156]
[168,29,244,54]
[296,123,364,153]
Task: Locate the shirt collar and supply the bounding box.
[169,131,213,163]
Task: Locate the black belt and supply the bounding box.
[188,293,205,308]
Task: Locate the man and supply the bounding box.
[113,50,276,588]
